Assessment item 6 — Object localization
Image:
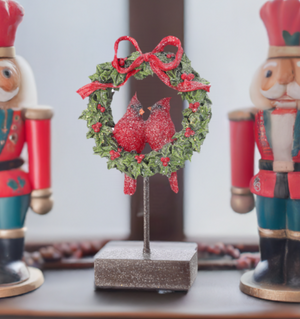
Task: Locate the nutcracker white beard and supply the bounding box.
[260,81,300,108]
[0,86,19,102]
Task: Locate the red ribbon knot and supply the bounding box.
[77,36,210,99]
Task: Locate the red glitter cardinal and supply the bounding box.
[113,93,146,195]
[145,97,178,193]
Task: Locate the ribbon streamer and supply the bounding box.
[77,36,210,99]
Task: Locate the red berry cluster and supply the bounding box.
[189,102,200,113]
[166,53,175,58]
[134,154,145,164]
[184,127,195,138]
[118,58,126,67]
[181,73,195,81]
[110,150,120,160]
[97,104,106,113]
[160,157,170,167]
[92,122,102,133]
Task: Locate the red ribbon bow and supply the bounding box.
[77,36,210,99]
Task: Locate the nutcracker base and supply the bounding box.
[94,241,198,291]
[240,270,300,302]
[0,267,44,298]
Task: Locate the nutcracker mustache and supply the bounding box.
[261,81,300,100]
[0,86,19,102]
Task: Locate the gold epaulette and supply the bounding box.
[23,106,53,120]
[228,107,257,121]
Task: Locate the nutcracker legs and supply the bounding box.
[0,194,30,285]
[254,196,300,286]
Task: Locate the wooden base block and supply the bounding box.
[0,267,44,298]
[94,241,198,291]
[240,270,300,302]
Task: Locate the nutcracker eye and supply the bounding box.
[265,70,272,78]
[2,68,12,79]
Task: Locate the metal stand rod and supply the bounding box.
[143,177,150,255]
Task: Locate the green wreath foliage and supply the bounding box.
[79,51,212,179]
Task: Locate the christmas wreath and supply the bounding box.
[77,36,211,180]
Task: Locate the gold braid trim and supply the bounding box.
[268,46,300,58]
[258,228,300,241]
[286,230,300,241]
[0,227,26,239]
[0,47,15,58]
[258,227,286,239]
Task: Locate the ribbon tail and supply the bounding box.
[176,81,211,92]
[77,69,140,99]
[77,82,106,99]
[151,62,211,93]
[150,62,176,90]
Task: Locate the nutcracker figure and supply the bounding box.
[0,0,53,297]
[229,0,300,302]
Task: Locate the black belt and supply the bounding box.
[259,159,300,172]
[259,159,293,199]
[0,158,24,171]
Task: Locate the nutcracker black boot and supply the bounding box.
[0,233,29,285]
[286,238,300,287]
[253,236,286,284]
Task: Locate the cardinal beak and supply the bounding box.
[139,109,145,115]
[148,107,152,111]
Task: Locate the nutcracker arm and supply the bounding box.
[228,107,256,214]
[24,106,53,215]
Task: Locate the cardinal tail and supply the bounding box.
[169,172,179,193]
[124,174,137,195]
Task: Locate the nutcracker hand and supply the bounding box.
[30,188,53,215]
[30,196,53,215]
[230,192,255,214]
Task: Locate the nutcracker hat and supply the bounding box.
[261,0,300,58]
[0,0,24,58]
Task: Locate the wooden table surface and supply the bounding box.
[1,269,300,319]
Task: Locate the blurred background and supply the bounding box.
[15,0,267,242]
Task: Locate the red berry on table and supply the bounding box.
[189,103,194,109]
[135,155,139,160]
[163,162,168,167]
[97,104,102,110]
[186,127,191,132]
[165,157,170,162]
[194,102,200,107]
[187,74,195,80]
[110,156,115,160]
[100,107,106,113]
[118,148,122,152]
[160,158,165,162]
[110,150,115,155]
[184,132,190,138]
[192,108,197,113]
[190,130,195,136]
[139,154,145,160]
